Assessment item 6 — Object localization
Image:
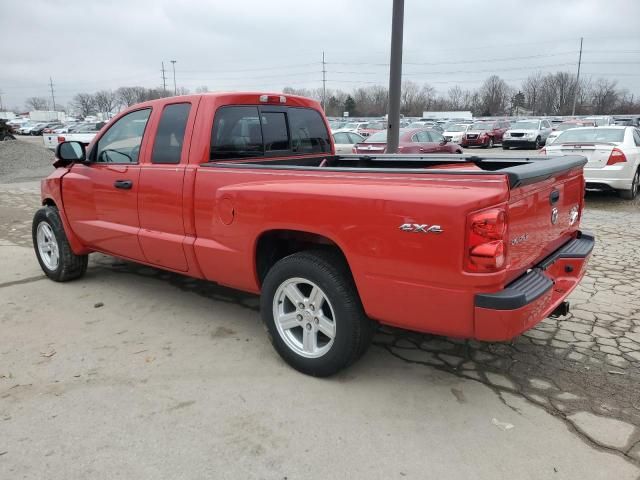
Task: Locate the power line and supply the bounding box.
[171,60,177,95]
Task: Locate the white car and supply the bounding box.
[543,126,640,200]
[43,122,104,150]
[339,122,369,133]
[503,119,553,149]
[332,131,364,154]
[442,124,469,144]
[545,121,597,146]
[585,116,615,127]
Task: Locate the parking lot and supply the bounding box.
[1,137,639,479]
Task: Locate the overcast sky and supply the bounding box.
[1,0,639,110]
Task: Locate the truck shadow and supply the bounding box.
[90,252,640,463]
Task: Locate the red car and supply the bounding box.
[358,121,386,138]
[34,92,592,376]
[353,128,463,154]
[461,120,509,148]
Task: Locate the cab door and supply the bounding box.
[62,108,152,261]
[137,101,195,271]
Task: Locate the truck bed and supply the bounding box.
[203,154,587,189]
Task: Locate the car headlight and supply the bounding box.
[504,132,510,137]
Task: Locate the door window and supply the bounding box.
[95,109,151,164]
[210,106,263,160]
[261,112,289,152]
[333,132,349,144]
[152,103,191,164]
[288,107,331,153]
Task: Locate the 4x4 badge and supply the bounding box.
[399,223,443,234]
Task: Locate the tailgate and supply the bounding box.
[505,166,584,282]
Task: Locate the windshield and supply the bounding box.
[366,122,385,129]
[445,124,468,132]
[513,121,539,130]
[344,122,364,129]
[555,128,625,144]
[470,123,491,131]
[365,131,387,142]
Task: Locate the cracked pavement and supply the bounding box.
[1,158,639,477]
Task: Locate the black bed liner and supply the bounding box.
[201,154,587,189]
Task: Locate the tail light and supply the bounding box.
[57,136,65,143]
[465,207,507,272]
[606,148,626,165]
[352,146,357,153]
[539,148,546,155]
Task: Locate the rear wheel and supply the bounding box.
[502,145,509,150]
[619,168,640,200]
[485,137,494,149]
[33,207,88,282]
[261,250,373,376]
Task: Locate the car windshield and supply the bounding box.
[445,124,467,132]
[343,122,363,129]
[366,122,385,129]
[513,121,539,130]
[555,128,625,144]
[365,131,387,142]
[470,123,491,130]
[408,122,426,128]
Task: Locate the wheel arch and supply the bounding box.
[254,229,353,287]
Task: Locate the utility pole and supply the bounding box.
[386,0,404,154]
[571,37,583,116]
[0,89,4,111]
[49,77,56,111]
[171,60,177,95]
[161,62,168,96]
[322,52,326,111]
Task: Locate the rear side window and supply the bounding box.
[210,106,330,160]
[210,106,263,160]
[288,108,331,154]
[152,103,191,164]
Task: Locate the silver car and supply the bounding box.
[503,119,553,150]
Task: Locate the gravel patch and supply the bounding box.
[0,139,55,184]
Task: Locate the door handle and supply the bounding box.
[419,148,426,153]
[114,180,133,190]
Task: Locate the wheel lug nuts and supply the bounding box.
[314,318,319,324]
[298,303,305,309]
[306,323,312,330]
[310,305,315,311]
[297,314,303,321]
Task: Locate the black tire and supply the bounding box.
[32,206,88,282]
[260,250,374,377]
[619,168,640,200]
[533,137,541,150]
[502,145,509,150]
[485,137,494,149]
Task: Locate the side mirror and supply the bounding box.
[54,141,86,167]
[441,137,448,144]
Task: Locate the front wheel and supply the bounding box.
[619,168,640,200]
[261,250,374,376]
[533,137,541,149]
[33,206,88,282]
[484,137,494,149]
[502,145,509,150]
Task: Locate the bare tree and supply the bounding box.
[25,96,49,111]
[71,93,97,118]
[591,78,619,114]
[480,75,510,116]
[195,85,209,93]
[94,90,117,115]
[522,72,543,115]
[447,85,464,110]
[116,87,138,107]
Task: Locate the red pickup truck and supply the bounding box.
[33,92,594,376]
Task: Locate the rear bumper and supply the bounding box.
[584,166,635,191]
[473,231,595,341]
